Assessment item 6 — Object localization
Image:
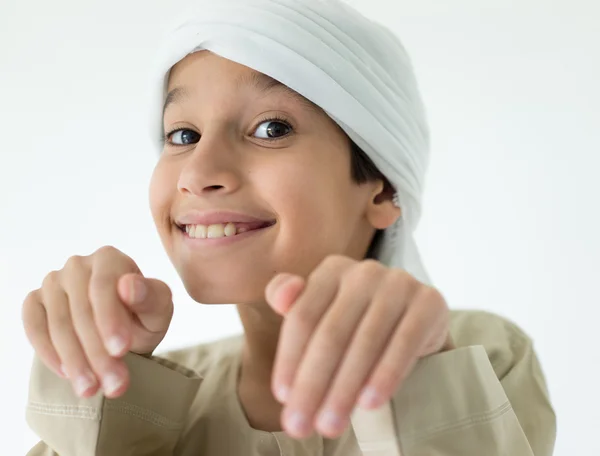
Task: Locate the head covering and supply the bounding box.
[147,0,432,286]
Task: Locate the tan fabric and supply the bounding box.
[25,310,556,455]
[351,402,403,455]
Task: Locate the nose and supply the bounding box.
[176,133,242,198]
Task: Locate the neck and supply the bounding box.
[235,301,286,431]
[237,301,283,380]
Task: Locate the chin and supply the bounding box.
[179,270,269,305]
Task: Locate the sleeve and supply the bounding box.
[391,313,556,456]
[25,352,202,456]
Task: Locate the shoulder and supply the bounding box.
[154,333,244,377]
[449,310,534,379]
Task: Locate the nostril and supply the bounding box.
[205,185,225,191]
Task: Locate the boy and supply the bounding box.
[23,1,555,454]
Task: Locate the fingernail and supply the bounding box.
[358,386,382,408]
[106,335,127,357]
[59,364,68,379]
[130,276,147,303]
[285,411,309,436]
[316,409,344,435]
[74,370,97,397]
[102,372,123,396]
[275,385,290,403]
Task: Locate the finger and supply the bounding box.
[314,271,414,437]
[418,314,452,356]
[42,274,100,398]
[281,266,380,439]
[117,274,174,334]
[265,273,306,315]
[89,247,137,357]
[64,259,130,398]
[358,287,447,410]
[271,257,351,403]
[22,290,66,379]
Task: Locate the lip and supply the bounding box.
[175,210,276,227]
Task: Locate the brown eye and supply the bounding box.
[168,129,200,145]
[253,120,292,139]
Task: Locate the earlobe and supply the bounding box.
[367,182,401,230]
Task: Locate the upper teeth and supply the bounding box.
[185,223,250,239]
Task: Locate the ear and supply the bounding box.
[365,180,401,230]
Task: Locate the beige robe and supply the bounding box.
[26,310,556,455]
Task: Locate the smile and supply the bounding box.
[182,220,276,239]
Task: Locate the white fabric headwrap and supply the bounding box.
[148,0,432,288]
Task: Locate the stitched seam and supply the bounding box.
[271,432,284,456]
[104,402,183,430]
[27,402,100,420]
[151,355,200,378]
[404,401,512,443]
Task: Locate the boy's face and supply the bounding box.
[150,51,390,304]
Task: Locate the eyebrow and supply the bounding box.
[162,71,319,116]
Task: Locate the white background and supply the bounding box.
[1,0,598,454]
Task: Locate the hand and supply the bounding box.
[265,255,453,439]
[22,246,174,399]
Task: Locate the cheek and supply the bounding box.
[256,158,355,261]
[149,161,175,229]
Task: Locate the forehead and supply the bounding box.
[163,52,321,116]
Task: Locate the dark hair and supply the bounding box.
[348,139,394,258]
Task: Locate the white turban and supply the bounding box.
[148,0,432,285]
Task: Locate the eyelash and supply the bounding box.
[162,114,295,146]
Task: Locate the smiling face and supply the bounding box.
[150,51,396,304]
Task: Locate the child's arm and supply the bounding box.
[26,352,202,456]
[266,259,555,453]
[21,246,191,455]
[390,311,556,455]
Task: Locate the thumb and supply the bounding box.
[117,273,173,333]
[265,273,306,315]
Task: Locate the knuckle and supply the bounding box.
[374,363,400,392]
[289,306,320,333]
[376,270,408,299]
[88,351,117,374]
[289,375,321,402]
[386,268,409,286]
[360,259,382,274]
[22,290,40,312]
[315,323,347,351]
[42,270,61,289]
[101,319,125,339]
[48,308,72,330]
[94,245,118,257]
[64,254,85,271]
[347,260,381,282]
[321,254,349,270]
[83,307,122,338]
[419,286,445,308]
[326,391,354,415]
[353,329,381,354]
[88,275,112,301]
[69,308,95,337]
[336,275,363,298]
